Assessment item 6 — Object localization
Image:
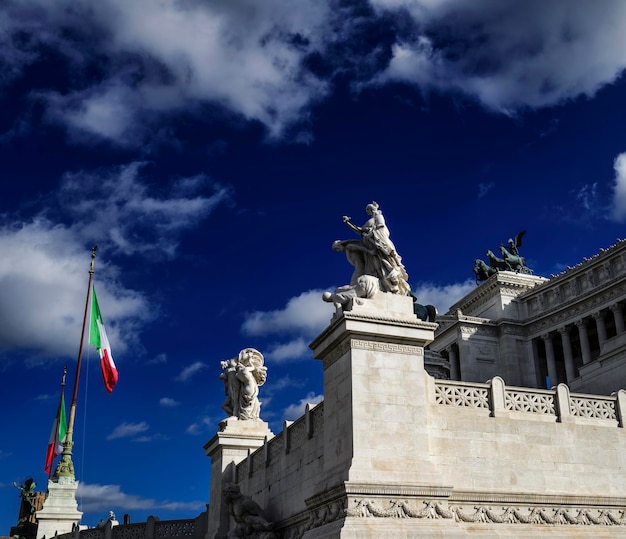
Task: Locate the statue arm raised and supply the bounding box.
[343,216,362,236]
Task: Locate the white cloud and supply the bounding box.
[373,0,626,113]
[266,338,310,363]
[6,0,331,142]
[412,280,476,314]
[610,152,626,222]
[176,361,206,382]
[147,353,167,365]
[159,397,180,407]
[106,421,150,440]
[264,375,306,392]
[77,482,204,514]
[185,416,214,436]
[242,289,334,338]
[0,219,149,361]
[0,159,229,362]
[283,392,323,421]
[5,0,626,142]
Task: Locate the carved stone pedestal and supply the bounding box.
[306,293,444,537]
[203,418,274,539]
[35,477,82,539]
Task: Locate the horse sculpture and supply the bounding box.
[413,301,438,322]
[499,245,532,273]
[473,259,496,283]
[486,249,508,271]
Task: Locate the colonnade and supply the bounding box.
[539,303,625,386]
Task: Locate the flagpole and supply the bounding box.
[54,246,97,481]
[48,366,68,481]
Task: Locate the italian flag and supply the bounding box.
[44,393,67,474]
[89,285,118,394]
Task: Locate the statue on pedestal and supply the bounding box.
[331,201,410,297]
[11,479,39,539]
[220,348,267,421]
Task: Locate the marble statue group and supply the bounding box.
[323,201,410,306]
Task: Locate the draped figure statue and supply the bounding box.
[338,201,410,296]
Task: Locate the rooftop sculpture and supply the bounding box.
[473,230,532,283]
[324,201,410,303]
[220,348,267,421]
[324,202,437,321]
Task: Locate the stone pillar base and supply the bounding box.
[204,418,274,539]
[36,478,82,539]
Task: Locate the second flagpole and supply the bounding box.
[54,246,97,480]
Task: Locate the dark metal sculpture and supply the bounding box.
[473,230,533,284]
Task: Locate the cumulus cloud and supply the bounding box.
[185,416,214,436]
[610,152,626,222]
[265,338,310,363]
[412,280,476,314]
[176,361,207,382]
[373,0,626,113]
[0,219,149,361]
[4,0,626,143]
[242,289,334,338]
[106,421,150,440]
[77,482,204,514]
[283,392,323,421]
[0,159,229,363]
[4,0,331,142]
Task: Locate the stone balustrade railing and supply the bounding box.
[434,376,626,425]
[55,516,202,539]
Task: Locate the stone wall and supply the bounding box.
[234,402,325,523]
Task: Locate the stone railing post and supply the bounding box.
[489,376,506,417]
[555,384,572,423]
[614,389,626,428]
[146,516,159,539]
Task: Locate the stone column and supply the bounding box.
[612,303,625,334]
[576,320,592,365]
[558,327,576,383]
[542,333,558,387]
[447,345,460,380]
[593,312,607,349]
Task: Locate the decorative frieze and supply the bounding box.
[350,339,423,356]
[342,498,626,527]
[347,499,453,519]
[460,325,497,337]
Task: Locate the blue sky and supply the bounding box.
[3,0,626,530]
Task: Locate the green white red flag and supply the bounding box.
[89,285,118,393]
[44,393,67,474]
